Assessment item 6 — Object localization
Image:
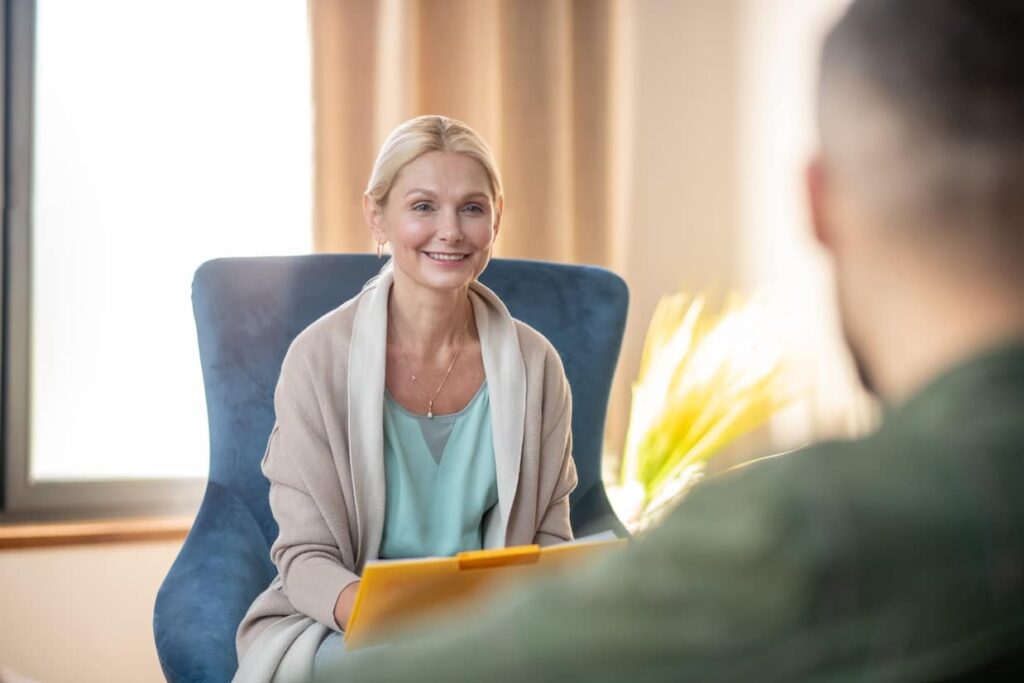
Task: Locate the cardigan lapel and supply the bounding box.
[346,271,391,567]
[346,271,527,562]
[469,281,526,544]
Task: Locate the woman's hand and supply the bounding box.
[333,580,361,629]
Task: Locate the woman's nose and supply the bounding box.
[438,208,464,242]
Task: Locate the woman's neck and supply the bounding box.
[388,274,473,359]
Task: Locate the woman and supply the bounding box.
[233,115,578,682]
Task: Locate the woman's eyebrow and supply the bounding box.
[403,188,490,201]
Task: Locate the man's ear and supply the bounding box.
[806,155,833,250]
[363,193,385,244]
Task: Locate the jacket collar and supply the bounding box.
[885,339,1024,434]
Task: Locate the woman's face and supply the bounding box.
[368,150,502,294]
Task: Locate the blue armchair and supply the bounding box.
[154,255,629,682]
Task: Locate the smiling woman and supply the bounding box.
[231,115,579,681]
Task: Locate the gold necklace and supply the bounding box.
[393,311,471,419]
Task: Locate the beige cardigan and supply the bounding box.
[236,269,578,659]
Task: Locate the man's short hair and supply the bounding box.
[819,0,1024,239]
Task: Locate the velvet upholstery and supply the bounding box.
[154,255,629,683]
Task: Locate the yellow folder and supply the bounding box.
[344,535,627,649]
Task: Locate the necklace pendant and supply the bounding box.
[397,310,468,423]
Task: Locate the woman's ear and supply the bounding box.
[363,193,386,244]
[493,197,504,238]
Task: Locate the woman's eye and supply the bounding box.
[412,202,432,212]
[463,204,485,214]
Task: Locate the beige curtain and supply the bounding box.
[310,0,623,267]
[309,0,873,474]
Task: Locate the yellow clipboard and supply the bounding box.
[344,535,627,649]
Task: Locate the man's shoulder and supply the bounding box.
[720,426,933,496]
[692,437,866,506]
[645,434,907,562]
[692,431,939,522]
[654,422,1021,569]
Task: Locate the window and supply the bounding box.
[2,0,313,519]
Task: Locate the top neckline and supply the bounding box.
[384,381,488,421]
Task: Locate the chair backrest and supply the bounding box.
[192,255,628,544]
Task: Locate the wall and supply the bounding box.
[605,0,872,472]
[0,541,181,683]
[606,0,743,462]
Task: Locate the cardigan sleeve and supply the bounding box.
[533,349,578,546]
[262,346,360,631]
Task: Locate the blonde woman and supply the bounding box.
[232,115,578,681]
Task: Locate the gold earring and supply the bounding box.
[376,239,385,260]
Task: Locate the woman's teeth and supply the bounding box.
[425,252,467,262]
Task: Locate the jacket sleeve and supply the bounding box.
[312,454,812,683]
[262,346,360,631]
[533,349,578,546]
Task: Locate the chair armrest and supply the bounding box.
[570,482,630,539]
[154,482,275,683]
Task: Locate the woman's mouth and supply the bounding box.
[423,252,469,263]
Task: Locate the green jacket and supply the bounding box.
[317,344,1024,682]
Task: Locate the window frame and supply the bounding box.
[1,0,203,522]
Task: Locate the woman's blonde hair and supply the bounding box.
[365,115,504,207]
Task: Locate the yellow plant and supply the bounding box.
[618,292,792,529]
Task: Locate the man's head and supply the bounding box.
[809,0,1024,399]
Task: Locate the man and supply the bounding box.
[317,1,1024,680]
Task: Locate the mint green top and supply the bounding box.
[379,383,498,560]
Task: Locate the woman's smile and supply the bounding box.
[423,251,471,266]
